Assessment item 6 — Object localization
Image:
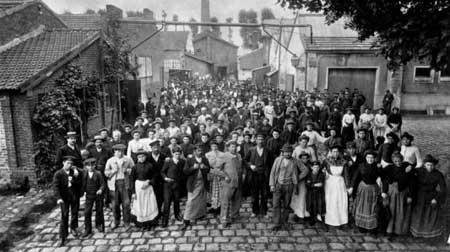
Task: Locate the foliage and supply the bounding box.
[189,18,199,36]
[33,64,101,184]
[277,0,450,70]
[261,8,276,21]
[209,17,221,37]
[239,9,261,50]
[84,9,96,14]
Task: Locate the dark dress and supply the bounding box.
[410,168,447,238]
[305,172,326,216]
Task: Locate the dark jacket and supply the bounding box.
[245,146,272,175]
[161,158,186,183]
[55,145,83,169]
[88,147,113,173]
[148,152,166,186]
[81,170,105,199]
[183,156,210,193]
[53,168,83,202]
[130,162,156,193]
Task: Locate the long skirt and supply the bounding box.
[306,188,325,218]
[410,190,443,238]
[387,183,411,235]
[184,175,207,221]
[373,126,386,138]
[341,125,355,144]
[209,175,222,209]
[290,181,310,218]
[354,181,379,230]
[131,181,158,222]
[325,175,348,226]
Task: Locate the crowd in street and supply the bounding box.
[52,78,447,247]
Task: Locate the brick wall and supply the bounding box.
[0,94,18,181]
[0,3,66,45]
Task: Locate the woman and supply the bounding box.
[292,135,317,162]
[410,154,447,239]
[205,141,225,216]
[341,107,356,144]
[182,145,210,230]
[264,100,275,126]
[324,145,349,227]
[127,130,146,163]
[400,132,423,169]
[373,108,387,138]
[358,107,374,130]
[350,150,381,233]
[324,127,343,154]
[381,153,413,236]
[290,152,311,221]
[130,150,159,231]
[243,119,256,136]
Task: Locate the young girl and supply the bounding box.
[305,161,326,230]
[373,108,387,138]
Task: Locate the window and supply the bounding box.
[163,59,181,72]
[439,67,450,82]
[414,66,434,82]
[137,56,152,78]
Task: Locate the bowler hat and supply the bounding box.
[83,158,96,165]
[423,154,438,165]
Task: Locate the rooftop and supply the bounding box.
[59,14,103,30]
[0,29,100,90]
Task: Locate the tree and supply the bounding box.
[277,0,450,70]
[189,18,199,36]
[210,16,221,37]
[85,8,96,14]
[239,9,261,49]
[97,8,106,15]
[261,8,276,21]
[226,17,233,42]
[62,10,72,15]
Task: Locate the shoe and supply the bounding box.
[162,221,168,228]
[175,214,183,222]
[111,223,119,230]
[97,225,104,232]
[58,239,66,247]
[81,231,91,238]
[70,229,79,237]
[181,220,191,231]
[272,225,281,232]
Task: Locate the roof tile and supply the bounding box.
[0,29,99,90]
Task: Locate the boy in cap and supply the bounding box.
[105,144,135,229]
[81,158,105,237]
[161,146,185,227]
[53,155,83,246]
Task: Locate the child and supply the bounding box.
[81,158,105,237]
[305,161,326,230]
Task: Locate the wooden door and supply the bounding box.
[327,68,376,107]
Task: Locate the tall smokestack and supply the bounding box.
[200,0,210,33]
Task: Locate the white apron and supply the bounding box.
[131,180,158,222]
[325,165,348,226]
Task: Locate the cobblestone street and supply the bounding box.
[8,117,450,252]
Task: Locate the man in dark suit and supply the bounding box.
[53,156,83,246]
[81,158,105,237]
[56,132,83,169]
[147,139,166,220]
[245,134,272,218]
[88,135,113,207]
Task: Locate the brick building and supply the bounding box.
[0,0,111,183]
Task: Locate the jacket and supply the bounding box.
[104,155,135,191]
[245,146,271,175]
[81,170,105,199]
[184,156,210,192]
[53,168,83,202]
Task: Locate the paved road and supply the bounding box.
[10,116,450,252]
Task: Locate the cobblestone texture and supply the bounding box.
[8,117,450,252]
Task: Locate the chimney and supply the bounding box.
[143,8,154,20]
[106,5,123,20]
[200,0,210,32]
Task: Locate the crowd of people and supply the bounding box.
[52,79,447,247]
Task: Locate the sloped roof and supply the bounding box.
[0,0,25,11]
[59,14,102,30]
[263,14,376,52]
[193,31,238,48]
[0,29,100,90]
[303,36,376,51]
[238,48,267,70]
[159,31,189,51]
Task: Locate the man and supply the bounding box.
[269,144,299,231]
[53,156,83,246]
[122,124,133,144]
[88,135,113,206]
[281,121,297,145]
[104,144,135,229]
[81,158,105,237]
[180,135,195,158]
[56,132,83,169]
[266,129,284,165]
[215,141,243,228]
[166,118,181,139]
[211,119,228,139]
[245,134,272,218]
[98,128,112,149]
[161,147,185,227]
[147,139,166,220]
[383,90,394,114]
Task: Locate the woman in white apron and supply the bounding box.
[130,151,159,231]
[324,145,349,227]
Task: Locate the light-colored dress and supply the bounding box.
[264,105,275,126]
[325,165,348,226]
[205,151,225,209]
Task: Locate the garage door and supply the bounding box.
[327,68,376,108]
